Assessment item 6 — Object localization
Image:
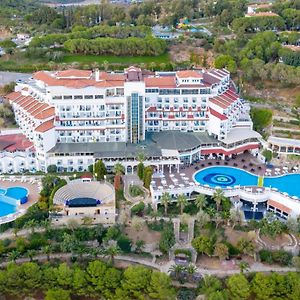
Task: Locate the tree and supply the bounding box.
[192,236,214,256]
[176,194,188,215]
[136,152,145,180]
[159,223,175,254]
[212,189,226,211]
[198,275,223,297]
[42,245,52,261]
[168,264,185,281]
[238,261,250,274]
[196,209,210,228]
[214,55,237,73]
[186,264,197,281]
[262,149,272,162]
[237,238,255,256]
[227,274,250,300]
[286,217,299,233]
[214,243,229,260]
[230,208,243,229]
[113,163,124,191]
[195,194,207,210]
[94,160,107,181]
[27,249,36,262]
[116,265,152,299]
[147,271,176,299]
[251,272,274,300]
[250,108,272,133]
[25,219,37,233]
[47,165,57,173]
[161,192,171,216]
[45,289,71,300]
[103,243,121,265]
[8,250,20,262]
[143,166,153,189]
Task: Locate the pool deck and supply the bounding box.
[0,177,40,209]
[151,152,300,194]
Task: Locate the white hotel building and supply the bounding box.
[3,67,261,174]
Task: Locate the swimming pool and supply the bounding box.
[0,186,29,217]
[194,166,300,198]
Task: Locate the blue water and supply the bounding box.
[0,202,16,217]
[0,186,28,217]
[5,187,28,200]
[194,166,300,198]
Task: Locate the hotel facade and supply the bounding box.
[3,67,261,174]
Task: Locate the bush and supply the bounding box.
[117,235,132,253]
[174,249,192,260]
[147,219,165,231]
[47,164,57,173]
[259,249,292,266]
[129,185,144,198]
[223,241,240,256]
[159,223,175,254]
[131,201,145,216]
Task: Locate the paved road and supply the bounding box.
[0,71,31,87]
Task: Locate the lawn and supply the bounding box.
[62,53,170,65]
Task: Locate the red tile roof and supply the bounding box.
[176,70,203,78]
[0,134,34,152]
[34,107,55,120]
[34,119,55,133]
[210,108,228,121]
[246,12,279,17]
[268,199,292,214]
[56,69,92,78]
[144,76,176,88]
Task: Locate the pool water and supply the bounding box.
[194,166,300,198]
[5,187,28,200]
[0,201,16,217]
[0,186,28,218]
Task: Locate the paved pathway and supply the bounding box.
[0,252,296,278]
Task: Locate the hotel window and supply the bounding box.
[174,98,178,103]
[157,98,162,103]
[95,95,103,99]
[84,95,93,99]
[63,95,72,100]
[74,95,83,100]
[183,98,188,103]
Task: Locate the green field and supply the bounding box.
[62,53,170,65]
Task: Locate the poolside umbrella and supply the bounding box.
[204,184,210,187]
[189,182,194,186]
[294,166,298,170]
[215,186,222,189]
[179,184,185,188]
[180,173,186,176]
[266,169,271,173]
[275,168,280,172]
[283,192,289,196]
[271,188,278,191]
[169,185,175,189]
[170,174,175,178]
[292,196,298,200]
[158,186,163,190]
[283,166,288,170]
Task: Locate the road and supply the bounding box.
[0,71,31,87]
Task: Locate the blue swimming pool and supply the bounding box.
[194,166,300,198]
[0,186,29,217]
[0,201,17,217]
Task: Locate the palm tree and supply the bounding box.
[113,162,125,191]
[136,152,146,163]
[25,220,37,234]
[195,194,207,210]
[177,194,188,215]
[27,249,36,262]
[238,261,250,274]
[169,264,185,281]
[186,264,197,281]
[230,208,243,229]
[214,212,223,229]
[206,207,216,218]
[196,209,210,228]
[212,189,226,211]
[8,250,20,262]
[104,244,121,265]
[40,219,51,233]
[42,245,52,261]
[160,192,171,216]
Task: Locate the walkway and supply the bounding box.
[0,252,296,278]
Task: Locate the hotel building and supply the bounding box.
[3,67,261,174]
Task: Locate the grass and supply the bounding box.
[62,53,170,65]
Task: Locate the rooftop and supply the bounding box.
[0,134,34,152]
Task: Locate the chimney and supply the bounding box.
[95,68,100,82]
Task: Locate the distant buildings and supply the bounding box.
[245,3,279,18]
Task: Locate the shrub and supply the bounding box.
[159,223,175,254]
[223,241,240,256]
[117,235,132,253]
[259,249,273,264]
[129,185,144,197]
[147,219,165,231]
[174,249,192,260]
[131,201,145,216]
[47,164,57,173]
